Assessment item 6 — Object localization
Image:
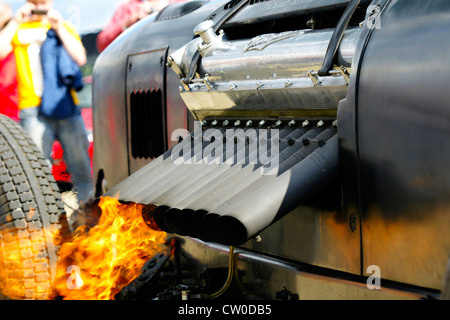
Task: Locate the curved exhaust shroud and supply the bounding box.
[105,123,339,246]
[105,121,338,245]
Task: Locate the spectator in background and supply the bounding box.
[97,0,186,52]
[0,3,19,122]
[0,0,93,205]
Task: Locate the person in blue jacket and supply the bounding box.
[0,0,93,206]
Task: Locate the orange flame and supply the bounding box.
[55,197,167,300]
[0,196,167,300]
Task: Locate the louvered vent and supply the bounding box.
[129,89,165,159]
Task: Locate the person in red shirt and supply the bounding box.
[96,0,186,53]
[0,3,19,122]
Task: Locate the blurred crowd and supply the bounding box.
[0,0,187,205]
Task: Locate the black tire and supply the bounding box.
[0,114,70,300]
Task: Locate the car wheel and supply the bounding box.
[0,114,70,300]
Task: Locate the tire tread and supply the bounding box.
[0,115,69,300]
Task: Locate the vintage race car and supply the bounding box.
[1,0,449,300]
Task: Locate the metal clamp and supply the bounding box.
[181,74,214,91]
[308,66,350,87]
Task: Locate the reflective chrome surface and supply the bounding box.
[200,28,359,81]
[172,27,360,119]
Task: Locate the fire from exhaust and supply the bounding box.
[54,196,168,300]
[0,196,168,300]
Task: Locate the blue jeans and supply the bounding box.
[20,107,47,155]
[20,107,93,205]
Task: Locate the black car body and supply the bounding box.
[92,0,450,299]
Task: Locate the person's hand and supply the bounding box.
[47,9,64,31]
[14,2,34,24]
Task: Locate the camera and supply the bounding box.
[31,9,48,16]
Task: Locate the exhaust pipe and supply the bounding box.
[136,123,338,246]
